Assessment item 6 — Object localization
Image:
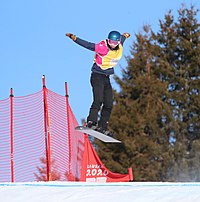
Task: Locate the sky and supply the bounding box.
[0,0,200,124]
[1,181,200,202]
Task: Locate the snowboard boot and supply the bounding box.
[86,121,97,130]
[95,126,114,137]
[103,130,114,137]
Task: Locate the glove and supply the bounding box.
[65,33,76,41]
[123,32,131,39]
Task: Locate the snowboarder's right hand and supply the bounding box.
[65,33,76,41]
[123,33,131,38]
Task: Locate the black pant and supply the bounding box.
[87,73,113,130]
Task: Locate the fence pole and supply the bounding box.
[42,75,52,181]
[65,82,72,180]
[10,88,14,182]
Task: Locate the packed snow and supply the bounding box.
[0,181,200,202]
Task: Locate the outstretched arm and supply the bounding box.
[121,32,131,45]
[65,33,95,51]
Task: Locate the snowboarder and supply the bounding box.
[66,31,130,135]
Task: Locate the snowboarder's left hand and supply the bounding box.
[65,33,76,41]
[123,33,131,38]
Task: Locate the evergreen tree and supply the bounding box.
[158,5,200,181]
[94,5,200,181]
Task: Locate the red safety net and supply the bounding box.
[46,89,84,181]
[0,98,10,182]
[0,87,84,182]
[13,91,45,182]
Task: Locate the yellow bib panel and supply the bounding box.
[95,43,123,70]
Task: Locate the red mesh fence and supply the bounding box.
[0,98,10,182]
[13,91,45,182]
[67,104,85,180]
[46,89,84,181]
[0,86,85,182]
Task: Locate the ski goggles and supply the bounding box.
[108,39,120,46]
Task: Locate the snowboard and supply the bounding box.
[75,126,121,143]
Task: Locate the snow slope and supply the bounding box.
[0,182,200,202]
